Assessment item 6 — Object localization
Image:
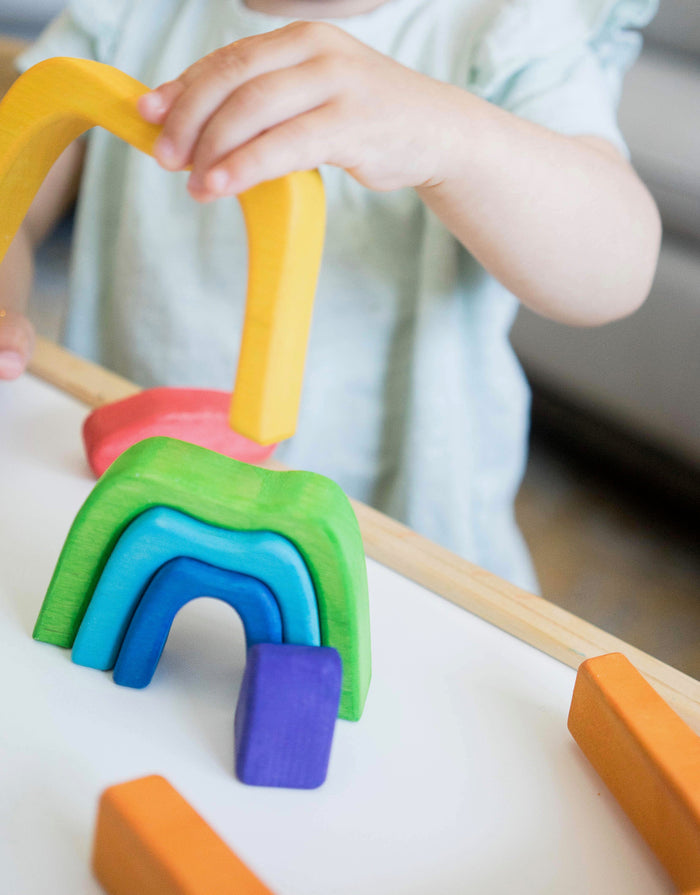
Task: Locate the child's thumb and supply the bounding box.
[0,309,35,379]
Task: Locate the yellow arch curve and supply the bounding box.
[0,57,326,444]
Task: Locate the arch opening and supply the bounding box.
[113,557,283,689]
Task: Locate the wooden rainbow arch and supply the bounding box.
[0,56,326,444]
[33,437,371,721]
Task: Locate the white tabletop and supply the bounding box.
[0,374,673,894]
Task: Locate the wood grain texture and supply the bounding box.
[30,336,141,407]
[231,170,325,444]
[28,337,700,733]
[355,498,700,734]
[235,644,342,789]
[113,557,283,689]
[0,58,161,265]
[0,57,324,444]
[568,653,700,890]
[34,435,370,721]
[71,506,320,670]
[93,775,274,895]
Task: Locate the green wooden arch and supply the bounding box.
[34,437,370,721]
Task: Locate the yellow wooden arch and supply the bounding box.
[0,56,325,444]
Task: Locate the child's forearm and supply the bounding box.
[139,23,660,326]
[416,90,661,325]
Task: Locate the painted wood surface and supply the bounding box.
[34,435,370,721]
[234,644,342,789]
[28,336,700,733]
[568,653,700,891]
[113,558,283,689]
[0,57,325,444]
[93,776,274,894]
[83,388,276,476]
[71,505,320,670]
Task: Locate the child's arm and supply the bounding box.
[414,123,661,326]
[140,22,660,327]
[0,140,85,379]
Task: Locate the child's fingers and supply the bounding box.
[0,310,34,380]
[187,61,334,195]
[138,81,185,124]
[199,106,338,197]
[153,26,324,171]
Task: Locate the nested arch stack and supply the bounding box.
[33,436,371,722]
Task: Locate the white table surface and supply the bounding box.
[0,374,673,894]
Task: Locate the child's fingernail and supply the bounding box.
[0,350,24,379]
[207,169,230,194]
[141,91,165,116]
[155,137,179,168]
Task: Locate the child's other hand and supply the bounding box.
[138,22,453,200]
[0,309,34,380]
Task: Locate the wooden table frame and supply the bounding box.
[27,336,700,733]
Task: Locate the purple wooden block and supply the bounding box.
[234,644,342,789]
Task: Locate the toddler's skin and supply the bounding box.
[0,0,661,378]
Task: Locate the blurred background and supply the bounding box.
[1,1,698,675]
[513,1,700,679]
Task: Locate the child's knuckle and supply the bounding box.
[293,20,340,48]
[212,43,253,81]
[233,150,261,183]
[197,129,223,165]
[316,52,347,84]
[236,78,267,114]
[287,117,318,156]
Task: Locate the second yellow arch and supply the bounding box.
[0,56,326,444]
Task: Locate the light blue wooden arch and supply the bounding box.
[71,506,320,670]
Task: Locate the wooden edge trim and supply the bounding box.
[29,337,141,407]
[28,335,700,732]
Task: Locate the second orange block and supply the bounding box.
[93,775,274,895]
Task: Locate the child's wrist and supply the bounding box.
[412,87,497,193]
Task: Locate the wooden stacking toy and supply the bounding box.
[113,557,283,689]
[568,652,700,892]
[71,505,320,669]
[82,389,276,477]
[5,56,368,796]
[93,775,274,895]
[0,57,325,445]
[235,644,343,789]
[34,436,371,722]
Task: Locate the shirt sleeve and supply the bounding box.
[15,0,132,74]
[470,0,658,155]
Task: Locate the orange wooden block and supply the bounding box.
[93,775,274,895]
[568,653,700,891]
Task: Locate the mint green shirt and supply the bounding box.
[18,0,656,591]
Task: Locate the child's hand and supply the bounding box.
[138,22,454,199]
[0,309,34,380]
